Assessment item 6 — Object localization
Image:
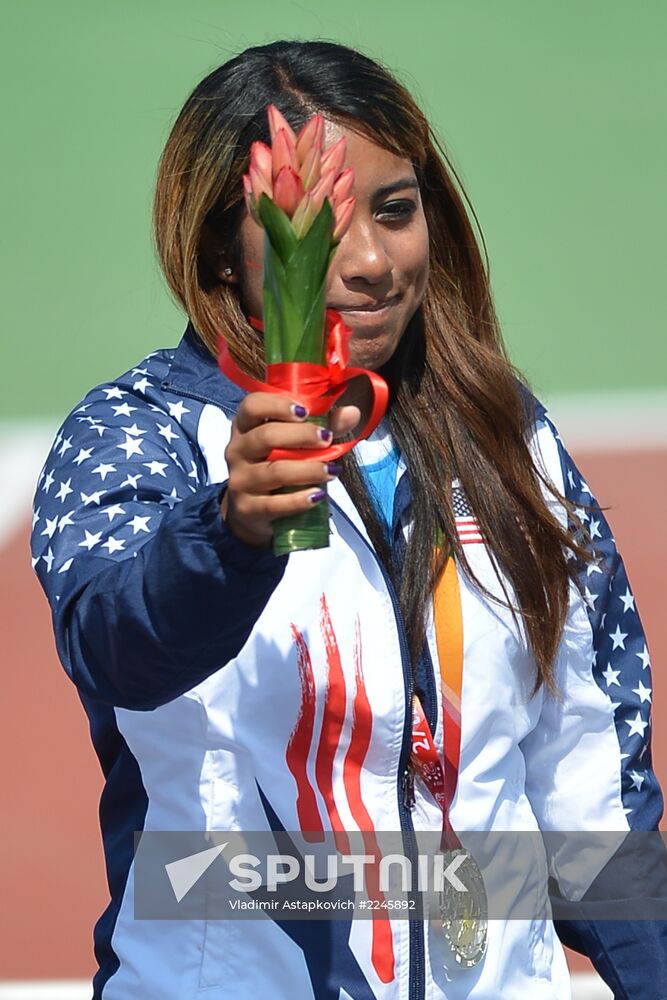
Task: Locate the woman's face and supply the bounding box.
[235,124,430,371]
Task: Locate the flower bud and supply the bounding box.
[295,114,324,163]
[267,104,297,145]
[332,196,356,243]
[273,167,304,217]
[271,129,299,180]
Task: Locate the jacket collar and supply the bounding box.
[161,322,246,417]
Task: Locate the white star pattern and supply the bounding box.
[92,463,117,481]
[58,436,73,458]
[537,403,658,828]
[111,403,137,418]
[117,435,144,459]
[73,447,94,466]
[625,712,648,738]
[104,504,126,522]
[102,536,126,554]
[144,460,168,477]
[583,586,598,610]
[79,530,103,550]
[30,349,209,623]
[81,490,105,506]
[41,516,59,539]
[609,625,628,651]
[619,588,636,613]
[157,422,179,444]
[128,515,151,534]
[588,517,601,540]
[602,664,620,687]
[167,400,190,422]
[55,478,73,503]
[57,511,76,532]
[636,646,651,670]
[161,488,181,509]
[632,680,652,704]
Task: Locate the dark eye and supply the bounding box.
[376,199,417,221]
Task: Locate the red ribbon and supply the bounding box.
[218,310,389,462]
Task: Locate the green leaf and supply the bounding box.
[281,201,332,360]
[263,242,303,362]
[294,280,327,361]
[258,195,298,263]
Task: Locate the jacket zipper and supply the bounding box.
[329,498,425,1000]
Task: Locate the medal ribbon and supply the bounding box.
[218,310,389,463]
[410,555,463,852]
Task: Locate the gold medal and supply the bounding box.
[436,848,488,968]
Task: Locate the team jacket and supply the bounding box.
[32,325,666,999]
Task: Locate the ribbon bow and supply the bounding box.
[218,310,388,462]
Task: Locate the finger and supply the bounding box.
[329,404,362,438]
[241,420,334,462]
[234,392,309,434]
[234,485,329,525]
[239,458,341,494]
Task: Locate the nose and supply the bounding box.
[333,214,392,287]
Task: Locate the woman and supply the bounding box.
[32,40,663,998]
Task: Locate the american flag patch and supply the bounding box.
[453,486,483,545]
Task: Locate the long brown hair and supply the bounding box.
[153,40,589,691]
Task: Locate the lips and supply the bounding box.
[330,294,400,313]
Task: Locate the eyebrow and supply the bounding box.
[373,177,419,200]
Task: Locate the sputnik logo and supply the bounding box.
[165,842,228,902]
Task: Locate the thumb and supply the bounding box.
[330,404,362,439]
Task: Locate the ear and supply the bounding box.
[200,223,240,284]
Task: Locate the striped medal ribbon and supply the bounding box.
[410,555,488,968]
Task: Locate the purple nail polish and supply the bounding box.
[326,462,342,476]
[319,428,333,443]
[309,490,327,504]
[292,404,308,419]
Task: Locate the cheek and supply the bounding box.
[238,220,265,316]
[405,228,430,303]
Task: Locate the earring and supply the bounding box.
[223,267,233,276]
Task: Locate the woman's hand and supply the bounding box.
[220,394,361,548]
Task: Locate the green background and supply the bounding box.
[3,0,665,419]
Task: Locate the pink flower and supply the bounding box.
[271,129,299,181]
[273,166,304,217]
[332,168,354,206]
[268,104,297,146]
[243,106,355,241]
[320,138,347,179]
[332,196,356,243]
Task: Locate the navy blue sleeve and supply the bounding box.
[31,370,287,711]
[529,398,667,997]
